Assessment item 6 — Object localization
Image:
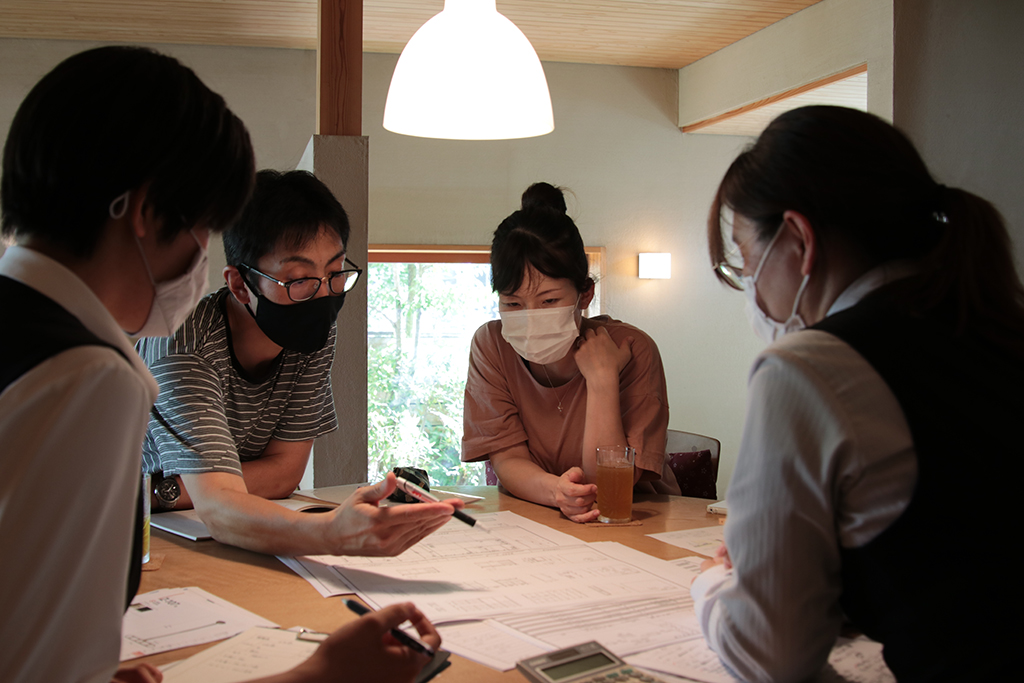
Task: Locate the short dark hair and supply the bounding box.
[2,46,254,257]
[223,170,350,271]
[490,182,592,296]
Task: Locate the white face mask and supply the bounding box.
[740,228,809,344]
[130,230,209,338]
[500,298,582,365]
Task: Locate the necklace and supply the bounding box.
[541,363,579,415]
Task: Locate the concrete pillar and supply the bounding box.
[311,135,369,486]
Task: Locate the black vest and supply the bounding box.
[813,294,1017,681]
[0,275,143,609]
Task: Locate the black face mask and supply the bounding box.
[246,291,346,354]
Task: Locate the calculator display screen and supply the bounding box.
[542,652,615,680]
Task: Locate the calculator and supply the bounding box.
[516,641,667,683]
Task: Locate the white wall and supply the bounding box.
[892,0,1024,270]
[0,39,316,173]
[678,0,894,125]
[0,38,316,279]
[363,53,762,494]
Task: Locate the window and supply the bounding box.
[366,245,604,486]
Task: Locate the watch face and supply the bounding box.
[156,477,180,503]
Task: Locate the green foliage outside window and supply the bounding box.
[367,262,495,486]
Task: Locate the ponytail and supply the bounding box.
[708,105,1024,357]
[901,187,1024,354]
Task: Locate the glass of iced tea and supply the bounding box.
[596,445,635,523]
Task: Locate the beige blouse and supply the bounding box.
[461,316,676,491]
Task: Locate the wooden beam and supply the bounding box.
[317,0,362,136]
[681,64,868,133]
[369,245,491,264]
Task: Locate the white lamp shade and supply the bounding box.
[639,253,672,279]
[383,0,554,140]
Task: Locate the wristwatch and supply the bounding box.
[152,473,181,511]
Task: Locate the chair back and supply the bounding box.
[484,460,499,486]
[665,429,721,499]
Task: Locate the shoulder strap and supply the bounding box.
[0,275,127,390]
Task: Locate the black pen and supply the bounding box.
[394,476,478,527]
[343,599,436,656]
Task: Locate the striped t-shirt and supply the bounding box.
[138,288,338,477]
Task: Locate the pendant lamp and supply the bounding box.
[383,0,554,140]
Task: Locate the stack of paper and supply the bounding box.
[626,636,895,683]
[160,627,451,683]
[646,526,725,557]
[279,512,894,682]
[280,513,701,671]
[121,587,277,660]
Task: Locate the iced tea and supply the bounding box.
[596,446,635,523]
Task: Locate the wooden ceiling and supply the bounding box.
[0,1,821,70]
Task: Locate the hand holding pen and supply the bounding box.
[291,602,440,683]
[345,599,437,656]
[321,474,465,557]
[394,476,479,527]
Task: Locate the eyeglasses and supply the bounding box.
[713,262,745,291]
[240,257,363,302]
[715,219,785,291]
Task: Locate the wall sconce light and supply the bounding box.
[383,0,554,140]
[638,253,671,279]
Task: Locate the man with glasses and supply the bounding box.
[138,170,460,555]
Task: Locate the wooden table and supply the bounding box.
[139,487,719,680]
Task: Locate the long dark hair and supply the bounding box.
[708,105,1024,355]
[490,182,592,295]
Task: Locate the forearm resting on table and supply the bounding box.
[158,439,311,511]
[182,471,332,555]
[238,439,312,499]
[489,448,562,508]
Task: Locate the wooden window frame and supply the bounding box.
[367,245,606,314]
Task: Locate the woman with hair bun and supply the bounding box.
[461,183,678,522]
[693,106,1018,681]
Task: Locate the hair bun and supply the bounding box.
[521,182,567,214]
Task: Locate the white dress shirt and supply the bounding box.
[690,264,918,682]
[0,246,159,683]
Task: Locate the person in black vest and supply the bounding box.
[691,105,1021,682]
[0,46,441,683]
